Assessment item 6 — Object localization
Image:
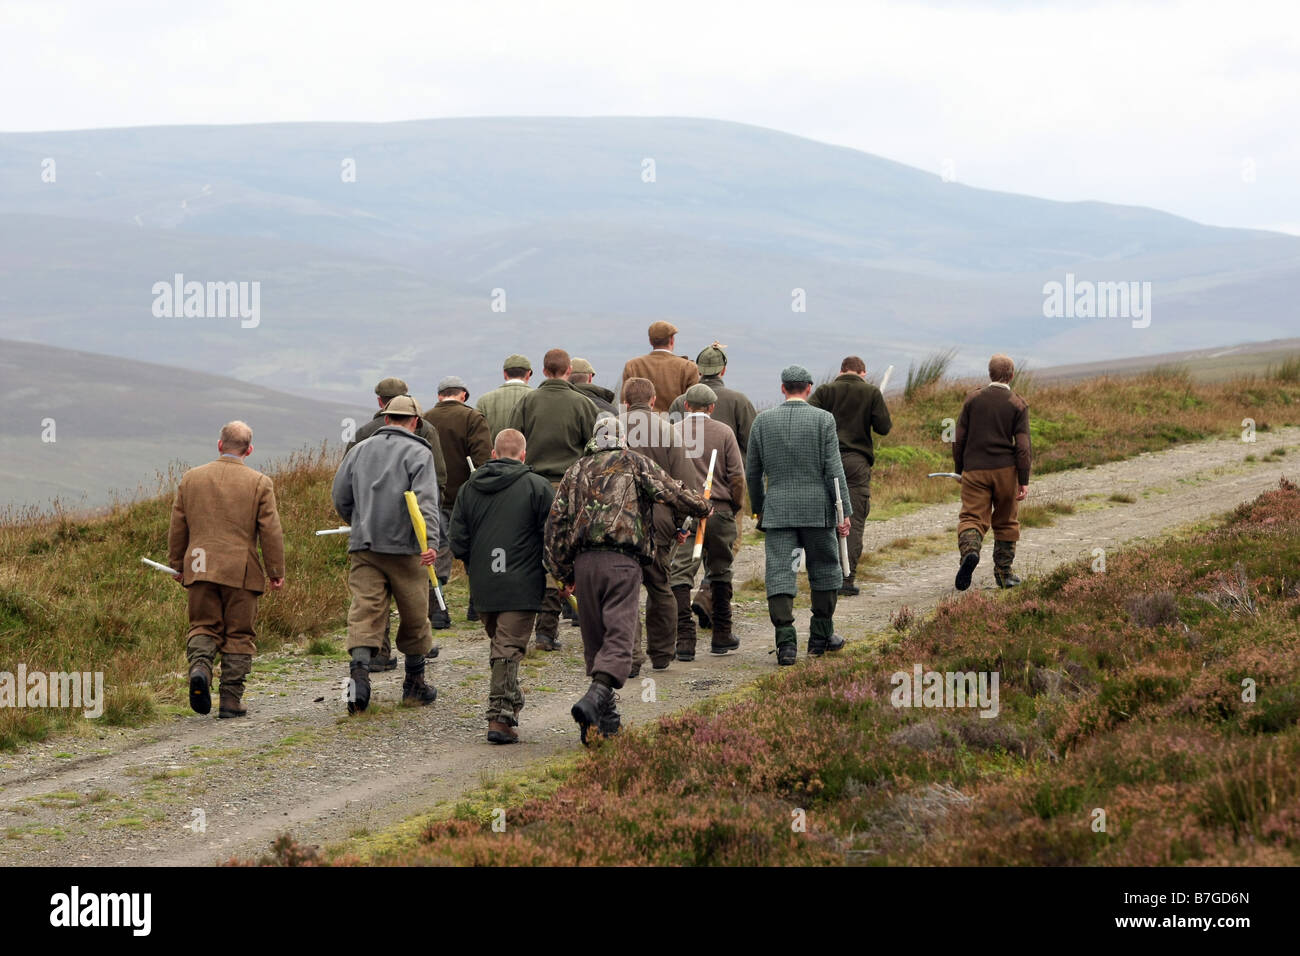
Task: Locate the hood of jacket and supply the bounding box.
[464,457,531,493]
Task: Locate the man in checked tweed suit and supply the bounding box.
[745,365,852,665]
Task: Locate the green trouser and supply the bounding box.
[767,589,838,649]
[482,610,534,724]
[668,509,737,588]
[840,452,871,579]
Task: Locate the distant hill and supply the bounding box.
[1,117,1297,404]
[0,340,353,511]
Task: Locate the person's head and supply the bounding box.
[683,382,718,416]
[780,365,814,400]
[648,320,678,351]
[218,421,253,457]
[841,356,867,377]
[503,354,532,383]
[622,377,655,408]
[988,354,1015,384]
[696,343,728,378]
[437,375,469,404]
[570,358,595,385]
[543,348,572,379]
[374,376,409,409]
[381,395,422,431]
[492,428,527,462]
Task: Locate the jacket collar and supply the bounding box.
[374,425,432,449]
[539,378,577,392]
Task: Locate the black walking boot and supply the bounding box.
[673,585,696,661]
[466,594,480,623]
[401,657,438,706]
[808,590,845,656]
[955,529,983,591]
[347,658,370,715]
[597,692,621,738]
[571,680,614,746]
[993,540,1022,588]
[838,576,861,597]
[429,581,452,630]
[188,661,212,716]
[710,581,739,654]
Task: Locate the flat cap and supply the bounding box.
[696,344,727,375]
[375,377,409,399]
[503,354,532,371]
[383,394,422,418]
[781,365,813,387]
[571,357,595,375]
[437,375,469,395]
[648,320,679,342]
[683,383,718,406]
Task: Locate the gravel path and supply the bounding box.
[2,427,1296,865]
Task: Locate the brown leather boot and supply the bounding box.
[487,720,519,744]
[188,659,213,715]
[673,585,696,661]
[710,582,738,654]
[217,653,252,718]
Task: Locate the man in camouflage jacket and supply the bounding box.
[544,417,710,745]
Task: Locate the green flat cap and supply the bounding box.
[696,345,727,375]
[571,357,595,375]
[503,354,532,371]
[683,383,717,406]
[781,365,813,386]
[375,377,409,399]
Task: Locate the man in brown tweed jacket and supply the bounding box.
[167,421,285,718]
[620,320,700,413]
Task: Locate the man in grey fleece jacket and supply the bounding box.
[331,396,441,714]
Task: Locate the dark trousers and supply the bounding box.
[841,451,872,578]
[574,550,642,689]
[633,542,675,668]
[186,581,259,657]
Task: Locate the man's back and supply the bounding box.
[668,375,757,457]
[350,411,448,501]
[476,381,532,440]
[954,384,1032,483]
[169,458,283,592]
[423,400,491,507]
[332,426,440,554]
[809,374,892,463]
[746,401,845,528]
[508,379,598,483]
[676,414,744,509]
[622,351,700,413]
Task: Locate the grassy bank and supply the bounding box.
[292,479,1300,866]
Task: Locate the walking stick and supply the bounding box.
[927,472,962,481]
[833,479,851,577]
[140,557,179,576]
[404,491,447,611]
[878,365,895,393]
[315,526,351,535]
[693,449,718,560]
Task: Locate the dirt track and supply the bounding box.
[2,428,1296,865]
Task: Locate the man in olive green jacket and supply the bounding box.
[476,354,534,441]
[507,348,599,647]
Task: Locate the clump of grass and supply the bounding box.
[1125,590,1179,628]
[1019,500,1076,528]
[1269,355,1300,383]
[1108,493,1137,504]
[904,349,956,400]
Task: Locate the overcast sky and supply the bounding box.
[3,0,1296,234]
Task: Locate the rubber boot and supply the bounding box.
[839,576,861,597]
[807,590,845,656]
[217,653,252,718]
[673,585,696,661]
[402,656,438,705]
[571,679,614,746]
[769,594,798,665]
[956,529,984,591]
[186,633,217,715]
[993,540,1022,588]
[710,581,738,654]
[692,578,713,631]
[347,652,371,715]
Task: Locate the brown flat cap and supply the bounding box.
[382,395,422,418]
[375,377,409,399]
[648,320,679,342]
[571,357,595,375]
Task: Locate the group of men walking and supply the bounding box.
[164,326,1033,748]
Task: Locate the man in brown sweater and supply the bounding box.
[168,421,285,719]
[810,356,892,595]
[622,377,697,673]
[621,320,700,413]
[423,375,493,624]
[952,354,1032,590]
[669,383,745,660]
